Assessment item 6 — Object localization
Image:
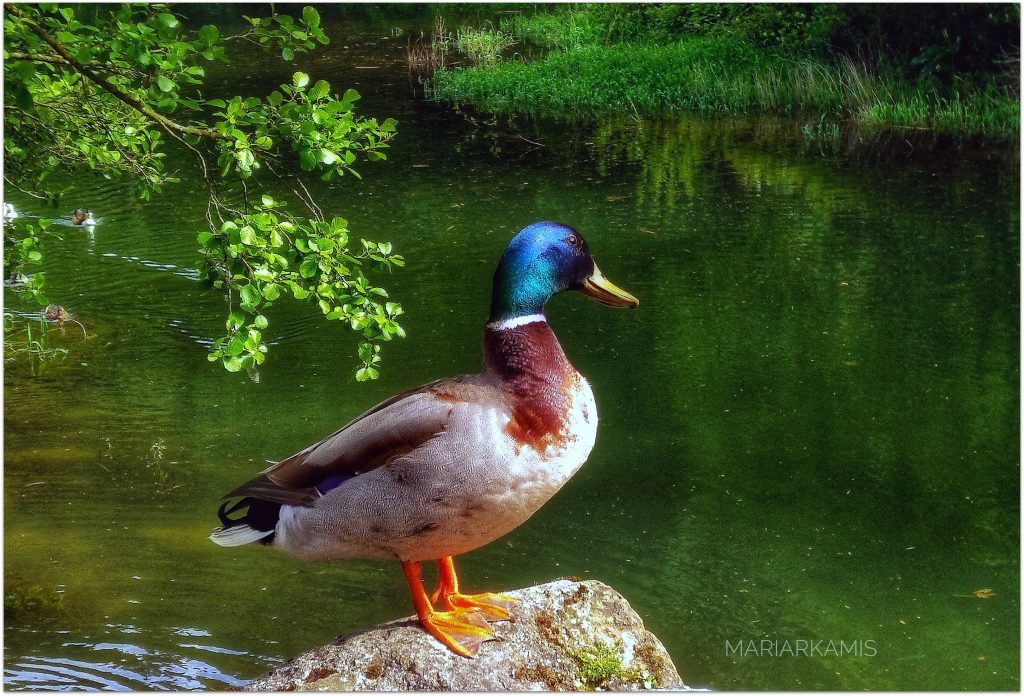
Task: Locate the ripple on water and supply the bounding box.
[3,634,257,691]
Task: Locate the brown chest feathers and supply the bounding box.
[483,322,578,452]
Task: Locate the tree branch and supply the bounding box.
[6,52,67,64]
[5,4,227,140]
[7,51,147,80]
[3,175,49,200]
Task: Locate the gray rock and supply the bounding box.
[244,579,687,691]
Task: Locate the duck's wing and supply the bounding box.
[221,376,492,508]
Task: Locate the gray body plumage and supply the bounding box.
[211,320,598,562]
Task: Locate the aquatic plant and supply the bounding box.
[406,16,452,76]
[502,10,605,51]
[4,313,71,376]
[4,576,63,617]
[430,36,1019,137]
[801,116,842,151]
[432,7,1019,138]
[455,25,516,66]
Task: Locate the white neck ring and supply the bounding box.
[486,313,547,330]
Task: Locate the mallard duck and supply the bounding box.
[71,209,95,226]
[211,222,638,657]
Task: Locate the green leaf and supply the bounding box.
[226,310,246,330]
[253,314,269,329]
[157,75,176,92]
[197,231,215,246]
[292,72,310,89]
[262,283,281,301]
[199,24,220,46]
[340,88,361,106]
[239,226,257,245]
[299,258,318,278]
[282,47,294,61]
[302,6,321,28]
[13,61,36,80]
[320,148,340,165]
[240,284,261,306]
[308,79,330,100]
[298,149,317,170]
[267,91,283,107]
[355,366,379,381]
[157,12,179,30]
[225,334,246,357]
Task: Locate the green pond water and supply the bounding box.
[4,6,1020,691]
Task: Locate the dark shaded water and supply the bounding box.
[4,6,1019,690]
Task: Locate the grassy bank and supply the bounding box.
[428,10,1019,137]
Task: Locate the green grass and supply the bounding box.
[856,86,1020,137]
[455,26,516,66]
[501,10,607,51]
[429,30,1019,137]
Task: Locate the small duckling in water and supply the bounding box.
[71,209,95,226]
[44,304,71,325]
[43,304,88,337]
[5,271,28,289]
[4,203,17,220]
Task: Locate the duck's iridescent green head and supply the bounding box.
[489,222,638,323]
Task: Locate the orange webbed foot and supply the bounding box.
[403,559,501,659]
[443,591,517,622]
[418,607,498,658]
[431,556,517,623]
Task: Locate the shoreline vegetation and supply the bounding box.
[426,5,1020,138]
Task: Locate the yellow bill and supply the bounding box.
[580,263,639,308]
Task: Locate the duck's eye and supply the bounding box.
[566,234,580,248]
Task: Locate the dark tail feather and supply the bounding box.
[210,497,281,547]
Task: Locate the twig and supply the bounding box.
[3,176,48,200]
[6,4,226,140]
[294,177,324,221]
[517,135,545,147]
